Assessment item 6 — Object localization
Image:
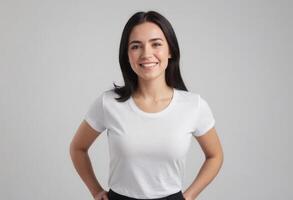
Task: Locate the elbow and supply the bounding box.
[219,152,224,167]
[216,150,224,168]
[206,150,224,166]
[69,141,76,158]
[69,141,87,158]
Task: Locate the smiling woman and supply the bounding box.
[127,22,171,81]
[70,10,223,200]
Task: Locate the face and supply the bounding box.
[127,22,171,81]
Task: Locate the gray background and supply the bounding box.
[0,0,292,199]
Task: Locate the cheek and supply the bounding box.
[157,51,169,61]
[127,53,135,64]
[128,53,139,70]
[128,51,139,61]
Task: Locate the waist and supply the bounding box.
[108,188,185,200]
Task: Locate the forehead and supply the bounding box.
[129,22,166,41]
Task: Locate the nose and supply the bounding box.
[140,44,153,59]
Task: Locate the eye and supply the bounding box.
[130,45,140,50]
[153,43,162,47]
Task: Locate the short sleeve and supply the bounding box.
[84,92,107,133]
[192,95,216,137]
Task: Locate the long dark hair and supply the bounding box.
[112,10,188,102]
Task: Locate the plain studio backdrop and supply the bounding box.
[0,0,292,199]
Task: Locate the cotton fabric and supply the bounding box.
[84,88,215,199]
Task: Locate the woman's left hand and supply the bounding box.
[182,192,194,200]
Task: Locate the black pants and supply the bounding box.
[108,188,185,200]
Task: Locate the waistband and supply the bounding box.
[108,188,185,200]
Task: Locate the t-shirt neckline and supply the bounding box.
[128,88,177,118]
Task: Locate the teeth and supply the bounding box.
[140,63,158,68]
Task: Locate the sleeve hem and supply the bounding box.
[193,119,216,137]
[84,117,105,134]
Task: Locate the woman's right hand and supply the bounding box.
[94,190,109,200]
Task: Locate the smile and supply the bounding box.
[139,62,159,68]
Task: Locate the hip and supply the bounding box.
[108,188,185,200]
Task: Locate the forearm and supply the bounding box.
[184,156,223,199]
[70,148,103,198]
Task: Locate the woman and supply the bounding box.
[70,10,224,200]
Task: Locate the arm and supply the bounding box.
[69,120,106,199]
[183,127,224,200]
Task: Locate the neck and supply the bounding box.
[134,80,173,101]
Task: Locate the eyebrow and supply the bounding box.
[128,38,163,46]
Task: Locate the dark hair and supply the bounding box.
[112,10,188,102]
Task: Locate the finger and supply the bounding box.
[103,195,109,200]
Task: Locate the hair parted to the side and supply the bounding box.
[112,10,188,102]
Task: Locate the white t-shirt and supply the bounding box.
[84,88,216,199]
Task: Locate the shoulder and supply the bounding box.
[88,89,116,107]
[175,88,201,104]
[95,88,123,107]
[175,89,214,111]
